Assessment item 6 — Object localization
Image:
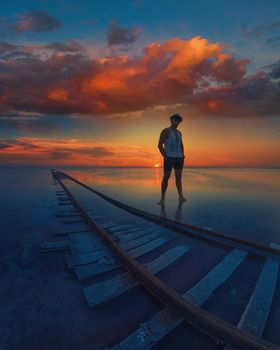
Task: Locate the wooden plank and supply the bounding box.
[115,227,162,238]
[66,249,113,269]
[53,229,90,236]
[187,249,248,305]
[67,233,141,269]
[75,237,168,279]
[109,249,249,350]
[55,213,81,218]
[83,244,190,307]
[223,244,280,350]
[68,232,99,242]
[63,220,84,224]
[115,229,158,244]
[63,219,85,225]
[126,237,168,257]
[70,239,105,255]
[67,232,161,268]
[101,223,126,229]
[40,240,70,252]
[69,234,100,245]
[236,252,279,337]
[120,232,161,251]
[108,224,133,232]
[111,227,144,236]
[57,221,90,231]
[55,210,78,215]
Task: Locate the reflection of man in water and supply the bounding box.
[158,113,186,204]
[159,200,185,222]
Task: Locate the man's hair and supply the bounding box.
[170,113,183,122]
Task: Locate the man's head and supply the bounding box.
[170,113,183,128]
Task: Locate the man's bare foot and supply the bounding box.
[179,196,187,202]
[158,198,165,205]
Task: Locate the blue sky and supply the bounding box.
[2,1,280,45]
[2,0,279,73]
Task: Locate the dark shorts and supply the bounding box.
[164,156,184,171]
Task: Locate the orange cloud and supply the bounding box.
[1,36,265,117]
[81,37,247,102]
[0,137,161,166]
[1,129,279,168]
[48,89,69,101]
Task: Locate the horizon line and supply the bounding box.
[0,165,279,170]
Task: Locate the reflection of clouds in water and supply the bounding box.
[186,170,280,192]
[99,172,122,177]
[61,167,279,244]
[67,168,280,193]
[68,168,162,186]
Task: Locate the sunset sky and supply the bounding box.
[0,0,279,167]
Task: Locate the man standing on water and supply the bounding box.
[157,113,186,204]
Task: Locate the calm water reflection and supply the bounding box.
[59,167,280,245]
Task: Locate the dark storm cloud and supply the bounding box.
[0,50,99,83]
[267,60,280,79]
[268,21,280,31]
[190,69,280,117]
[0,10,62,36]
[241,22,280,43]
[45,40,84,52]
[0,137,116,166]
[0,143,11,149]
[0,42,18,53]
[0,138,40,149]
[266,36,280,47]
[241,25,266,39]
[106,20,142,45]
[0,41,35,59]
[83,146,115,157]
[51,145,115,158]
[0,50,101,115]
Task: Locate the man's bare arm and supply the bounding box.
[180,139,185,157]
[158,128,169,157]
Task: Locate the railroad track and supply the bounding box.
[40,169,280,350]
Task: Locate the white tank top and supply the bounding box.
[164,127,183,158]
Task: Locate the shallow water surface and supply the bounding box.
[0,166,279,349]
[59,167,280,245]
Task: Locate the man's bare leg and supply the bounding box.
[158,170,171,204]
[175,168,186,202]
